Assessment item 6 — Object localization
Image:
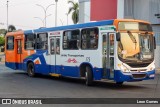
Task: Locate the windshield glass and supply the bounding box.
[118,32,154,66]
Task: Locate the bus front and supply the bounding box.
[114,19,156,83]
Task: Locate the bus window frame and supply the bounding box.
[6,36,14,50]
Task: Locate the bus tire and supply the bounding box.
[27,62,35,77]
[116,82,123,85]
[85,66,93,86]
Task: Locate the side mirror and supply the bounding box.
[154,37,156,49]
[116,32,121,41]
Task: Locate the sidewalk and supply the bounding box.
[0,52,5,64]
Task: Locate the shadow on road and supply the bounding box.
[13,72,149,91]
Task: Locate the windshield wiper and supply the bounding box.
[127,31,137,50]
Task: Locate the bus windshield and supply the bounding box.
[118,32,154,66]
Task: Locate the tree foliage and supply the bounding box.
[8,25,16,32]
[0,36,5,46]
[0,29,7,36]
[68,0,79,24]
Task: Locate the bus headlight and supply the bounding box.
[118,64,130,72]
[149,64,155,71]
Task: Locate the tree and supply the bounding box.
[0,36,5,46]
[68,0,79,24]
[8,25,16,32]
[0,29,7,36]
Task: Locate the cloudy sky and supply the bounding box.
[0,0,78,30]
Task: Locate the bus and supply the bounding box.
[5,19,156,86]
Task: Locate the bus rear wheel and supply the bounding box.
[27,62,35,77]
[85,66,93,86]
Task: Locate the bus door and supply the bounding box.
[49,36,61,74]
[15,39,23,69]
[102,33,116,79]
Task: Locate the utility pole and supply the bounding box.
[55,0,58,27]
[7,0,9,31]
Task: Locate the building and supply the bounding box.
[78,0,160,68]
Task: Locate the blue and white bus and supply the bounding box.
[5,19,156,85]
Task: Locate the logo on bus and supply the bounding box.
[66,58,78,63]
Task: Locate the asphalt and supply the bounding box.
[0,64,160,107]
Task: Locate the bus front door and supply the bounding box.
[102,33,116,79]
[49,36,61,75]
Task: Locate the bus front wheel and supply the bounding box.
[27,62,35,77]
[116,82,123,85]
[85,66,93,86]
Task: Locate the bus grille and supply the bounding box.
[132,74,147,79]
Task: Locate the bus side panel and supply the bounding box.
[93,68,103,80]
[61,65,80,77]
[23,50,49,75]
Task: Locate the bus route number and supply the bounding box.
[86,57,90,62]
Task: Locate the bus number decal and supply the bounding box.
[86,57,90,62]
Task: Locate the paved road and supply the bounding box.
[0,64,160,107]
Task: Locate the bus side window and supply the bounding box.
[6,36,14,50]
[36,33,48,50]
[81,28,99,49]
[25,33,35,50]
[63,30,80,50]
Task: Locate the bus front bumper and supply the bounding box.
[114,70,155,82]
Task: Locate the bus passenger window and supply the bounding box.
[25,34,35,50]
[36,33,48,50]
[63,30,80,50]
[81,28,98,49]
[6,36,14,50]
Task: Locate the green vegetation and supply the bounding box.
[8,25,16,32]
[68,0,79,24]
[0,36,5,46]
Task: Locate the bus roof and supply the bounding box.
[18,19,152,35]
[6,30,24,36]
[33,19,114,33]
